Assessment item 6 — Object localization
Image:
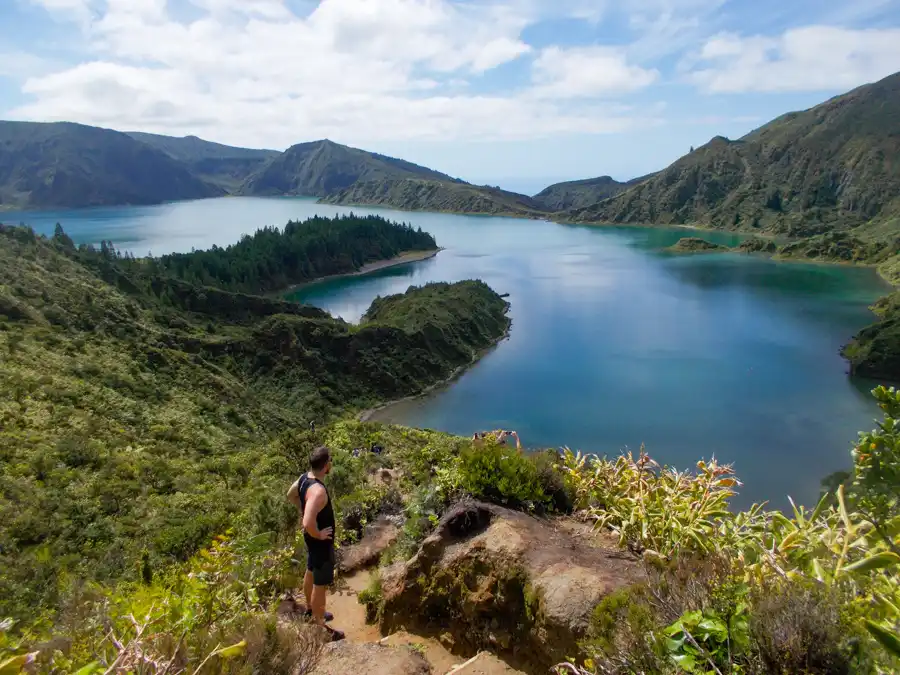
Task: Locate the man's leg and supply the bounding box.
[312,548,343,640]
[310,583,328,626]
[303,569,314,612]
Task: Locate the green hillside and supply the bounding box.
[127,132,280,192]
[569,71,900,252]
[0,121,224,209]
[0,220,509,622]
[241,139,460,197]
[320,177,546,217]
[533,174,652,212]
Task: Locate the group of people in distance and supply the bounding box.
[473,428,522,452]
[285,427,524,641]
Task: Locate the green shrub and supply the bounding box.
[585,586,659,666]
[334,484,400,545]
[382,484,446,564]
[532,449,575,513]
[357,572,384,624]
[456,442,548,510]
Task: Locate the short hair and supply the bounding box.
[309,446,331,471]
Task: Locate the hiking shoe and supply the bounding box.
[304,609,334,622]
[327,627,345,642]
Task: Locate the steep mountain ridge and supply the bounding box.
[321,177,546,217]
[241,139,460,197]
[127,131,280,192]
[0,121,224,209]
[569,71,900,243]
[532,174,653,212]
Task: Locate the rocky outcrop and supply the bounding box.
[667,237,730,253]
[309,641,431,675]
[372,500,643,670]
[338,515,401,573]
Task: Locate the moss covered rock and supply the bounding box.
[667,237,730,253]
[370,500,643,669]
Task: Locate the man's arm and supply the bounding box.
[286,479,302,512]
[302,484,333,541]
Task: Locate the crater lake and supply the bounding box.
[7,196,891,509]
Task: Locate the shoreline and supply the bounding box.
[358,316,512,423]
[317,197,548,221]
[278,248,441,296]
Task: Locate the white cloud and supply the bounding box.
[0,50,59,80]
[29,0,91,10]
[27,0,97,21]
[624,0,729,61]
[11,0,653,146]
[530,47,658,99]
[688,26,900,93]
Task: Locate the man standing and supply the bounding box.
[287,446,344,641]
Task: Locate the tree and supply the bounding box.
[52,223,75,249]
[851,386,900,555]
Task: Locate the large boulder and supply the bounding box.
[338,515,401,573]
[375,500,643,670]
[309,641,431,675]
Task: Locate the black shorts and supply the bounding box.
[306,543,335,586]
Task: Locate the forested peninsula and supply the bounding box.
[120,213,437,295]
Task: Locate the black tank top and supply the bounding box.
[299,474,335,548]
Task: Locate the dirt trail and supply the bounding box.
[328,572,382,643]
[332,569,526,675]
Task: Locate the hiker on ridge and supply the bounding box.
[287,445,345,641]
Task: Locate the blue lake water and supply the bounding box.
[5,197,892,509]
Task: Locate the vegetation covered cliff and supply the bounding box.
[569,71,900,263]
[843,291,900,381]
[0,218,509,627]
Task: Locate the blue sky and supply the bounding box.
[2,0,900,193]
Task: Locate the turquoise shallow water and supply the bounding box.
[6,197,892,509]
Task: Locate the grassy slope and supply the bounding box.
[0,225,509,619]
[320,177,546,217]
[0,121,224,208]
